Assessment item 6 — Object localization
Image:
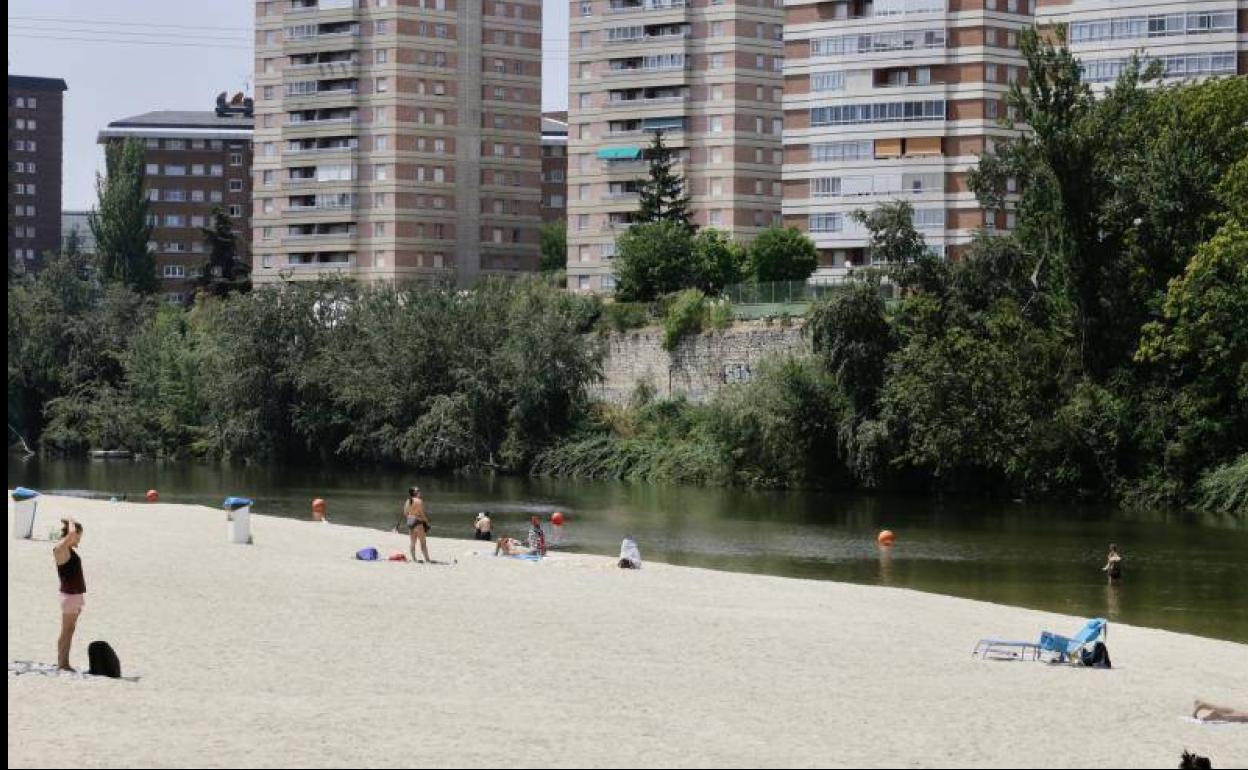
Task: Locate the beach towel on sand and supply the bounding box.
[8,661,140,682]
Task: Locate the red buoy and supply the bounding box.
[551,511,565,527]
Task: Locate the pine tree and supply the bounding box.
[636,130,693,230]
[90,138,157,293]
[195,207,252,298]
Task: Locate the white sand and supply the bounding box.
[7,494,1248,769]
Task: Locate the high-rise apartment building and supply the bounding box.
[1037,0,1245,87]
[784,0,1033,272]
[99,99,254,302]
[542,112,569,224]
[61,211,97,256]
[253,0,543,285]
[9,75,67,273]
[567,0,787,293]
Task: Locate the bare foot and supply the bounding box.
[58,665,76,673]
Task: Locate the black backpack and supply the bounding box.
[87,641,121,678]
[1080,641,1112,669]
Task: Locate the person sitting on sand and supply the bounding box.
[403,487,432,564]
[1102,543,1123,583]
[1193,700,1248,723]
[53,519,86,671]
[494,536,529,556]
[474,512,492,542]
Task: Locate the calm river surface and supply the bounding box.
[10,456,1247,643]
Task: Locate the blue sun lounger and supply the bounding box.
[973,618,1108,662]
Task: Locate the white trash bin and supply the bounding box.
[224,497,254,544]
[11,487,40,540]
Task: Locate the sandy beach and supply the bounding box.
[7,494,1248,768]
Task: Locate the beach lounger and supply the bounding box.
[973,618,1107,662]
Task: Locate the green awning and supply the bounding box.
[597,147,643,160]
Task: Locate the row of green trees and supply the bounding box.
[9,273,602,470]
[536,33,1248,513]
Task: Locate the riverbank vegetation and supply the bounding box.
[7,34,1246,515]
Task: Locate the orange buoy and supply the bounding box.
[145,489,159,503]
[312,498,327,520]
[551,511,565,527]
[877,529,896,547]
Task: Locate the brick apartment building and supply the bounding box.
[566,0,787,293]
[9,75,67,273]
[252,0,544,285]
[542,111,569,224]
[98,96,254,301]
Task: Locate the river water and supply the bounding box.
[10,455,1247,643]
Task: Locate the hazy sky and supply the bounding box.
[8,0,571,210]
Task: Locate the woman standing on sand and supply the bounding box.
[404,487,432,564]
[1102,543,1123,583]
[53,519,86,671]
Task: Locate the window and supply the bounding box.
[375,49,389,65]
[710,54,725,70]
[211,191,223,203]
[228,205,243,217]
[164,265,186,278]
[375,19,389,34]
[581,0,593,15]
[165,214,186,227]
[229,179,244,192]
[711,21,724,36]
[772,118,784,135]
[230,153,243,166]
[145,163,160,175]
[211,164,224,176]
[985,99,999,119]
[810,100,945,126]
[191,189,206,202]
[148,189,161,202]
[809,213,843,232]
[376,77,389,93]
[711,117,724,133]
[756,54,766,69]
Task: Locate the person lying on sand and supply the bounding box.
[1193,700,1248,723]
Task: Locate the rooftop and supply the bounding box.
[107,110,254,131]
[8,75,68,92]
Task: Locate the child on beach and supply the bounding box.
[53,519,86,671]
[527,516,547,557]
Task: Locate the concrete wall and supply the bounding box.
[595,321,808,405]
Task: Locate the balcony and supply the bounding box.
[606,0,687,13]
[283,227,358,242]
[606,32,691,45]
[606,94,688,108]
[287,253,355,268]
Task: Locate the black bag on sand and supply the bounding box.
[87,641,121,678]
[1080,641,1112,669]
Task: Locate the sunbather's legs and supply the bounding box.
[1193,700,1248,722]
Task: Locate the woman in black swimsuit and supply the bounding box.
[53,519,86,671]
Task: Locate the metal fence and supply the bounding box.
[723,275,866,306]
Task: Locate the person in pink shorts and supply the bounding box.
[53,519,86,671]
